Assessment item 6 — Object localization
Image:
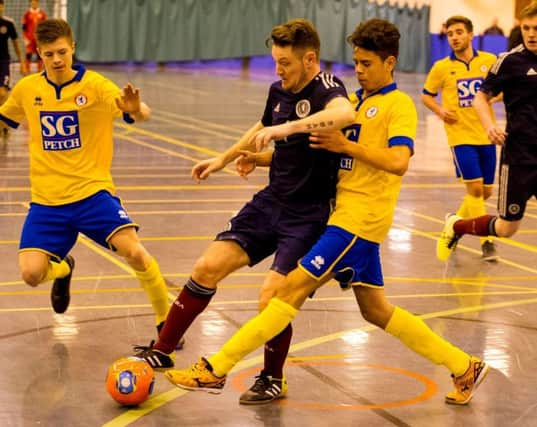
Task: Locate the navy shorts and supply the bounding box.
[19,190,139,261]
[299,225,383,288]
[0,60,10,88]
[452,144,497,184]
[497,163,537,221]
[215,191,330,275]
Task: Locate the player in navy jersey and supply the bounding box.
[0,0,27,106]
[134,18,355,405]
[437,2,537,260]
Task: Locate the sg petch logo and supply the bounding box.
[456,78,484,108]
[40,111,81,151]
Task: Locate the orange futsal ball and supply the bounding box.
[105,356,155,406]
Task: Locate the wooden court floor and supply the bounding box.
[1,60,537,426]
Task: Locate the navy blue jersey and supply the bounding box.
[0,16,18,60]
[480,46,537,165]
[261,71,348,203]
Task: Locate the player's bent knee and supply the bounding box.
[21,269,45,287]
[191,256,225,286]
[496,219,520,238]
[359,305,390,328]
[118,244,148,266]
[257,293,272,311]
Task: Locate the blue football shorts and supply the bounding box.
[19,190,138,261]
[452,144,497,185]
[299,225,383,288]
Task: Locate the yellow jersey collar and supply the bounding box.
[356,82,397,104]
[42,64,86,99]
[449,49,479,62]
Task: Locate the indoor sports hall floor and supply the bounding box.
[1,59,537,427]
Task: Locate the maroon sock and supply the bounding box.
[454,214,497,237]
[263,323,292,379]
[155,278,215,354]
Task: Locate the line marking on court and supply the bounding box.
[123,198,252,204]
[231,361,437,410]
[2,274,536,291]
[152,110,245,134]
[103,295,537,426]
[0,182,466,193]
[0,184,264,192]
[115,123,221,157]
[3,289,537,304]
[149,114,237,141]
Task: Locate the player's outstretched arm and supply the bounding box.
[250,96,355,151]
[191,121,265,181]
[234,149,274,179]
[115,83,150,122]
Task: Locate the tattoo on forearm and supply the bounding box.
[306,120,334,130]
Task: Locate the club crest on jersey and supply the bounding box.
[366,106,378,118]
[0,26,7,35]
[75,94,87,106]
[40,111,81,151]
[296,99,311,118]
[456,77,483,107]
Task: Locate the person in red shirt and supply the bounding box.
[22,0,47,72]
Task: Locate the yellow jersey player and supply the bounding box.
[0,19,172,340]
[437,3,537,262]
[164,18,490,407]
[422,15,499,261]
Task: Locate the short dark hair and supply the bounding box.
[266,18,320,59]
[36,18,73,46]
[520,2,537,19]
[445,15,473,33]
[347,18,400,60]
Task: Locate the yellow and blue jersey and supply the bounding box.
[327,83,416,243]
[423,50,496,147]
[0,64,134,205]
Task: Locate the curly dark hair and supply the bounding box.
[347,18,400,60]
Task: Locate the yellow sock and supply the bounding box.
[464,194,492,245]
[209,298,298,376]
[385,306,469,376]
[456,195,469,218]
[43,259,71,283]
[134,258,170,325]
